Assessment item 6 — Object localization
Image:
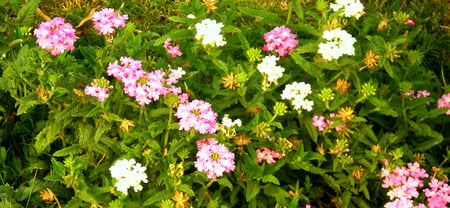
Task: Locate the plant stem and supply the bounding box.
[164,107,173,148]
[286,3,293,25]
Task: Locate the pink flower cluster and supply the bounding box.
[312,113,346,132]
[33,17,78,55]
[164,38,182,58]
[263,26,298,57]
[175,99,218,134]
[194,138,235,179]
[92,8,128,36]
[107,57,188,106]
[437,93,450,115]
[381,162,449,208]
[84,77,112,102]
[423,178,450,208]
[256,147,282,164]
[403,90,431,99]
[406,19,415,25]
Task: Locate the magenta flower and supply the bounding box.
[312,115,327,131]
[194,138,235,179]
[263,26,298,57]
[175,99,218,134]
[107,57,187,106]
[437,93,450,115]
[163,38,183,58]
[406,19,415,25]
[34,17,78,55]
[92,8,128,36]
[84,77,113,102]
[256,147,282,164]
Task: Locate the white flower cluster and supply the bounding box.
[281,82,314,112]
[195,18,226,47]
[257,55,285,84]
[110,158,148,195]
[222,114,242,128]
[318,29,356,61]
[330,0,364,19]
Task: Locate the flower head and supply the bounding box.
[194,139,235,179]
[34,17,78,55]
[318,28,356,61]
[256,147,282,164]
[92,8,128,36]
[221,72,240,90]
[257,55,285,90]
[281,82,314,112]
[334,78,351,94]
[175,99,219,134]
[84,77,113,102]
[263,26,299,57]
[195,18,226,47]
[110,159,148,195]
[330,0,365,19]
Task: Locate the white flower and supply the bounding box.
[222,115,242,128]
[282,82,314,112]
[318,29,356,61]
[330,0,364,19]
[187,14,196,19]
[110,158,148,195]
[257,55,285,84]
[195,18,226,47]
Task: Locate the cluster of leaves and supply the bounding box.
[0,0,448,207]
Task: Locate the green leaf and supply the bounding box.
[263,184,290,198]
[15,0,40,26]
[53,145,83,157]
[238,32,250,50]
[94,121,112,142]
[154,29,194,46]
[360,124,377,142]
[238,7,283,25]
[177,184,195,197]
[143,190,173,206]
[291,52,323,79]
[78,123,94,146]
[212,59,228,74]
[216,177,233,190]
[293,42,318,54]
[246,180,260,202]
[51,157,66,177]
[261,174,280,185]
[292,0,304,20]
[414,130,444,152]
[222,25,241,33]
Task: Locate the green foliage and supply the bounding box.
[0,0,448,207]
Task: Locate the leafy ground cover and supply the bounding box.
[0,0,449,207]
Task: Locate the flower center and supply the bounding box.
[211,152,220,161]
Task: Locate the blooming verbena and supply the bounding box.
[194,138,235,179]
[313,113,347,132]
[318,29,356,61]
[195,18,226,47]
[281,81,314,112]
[437,93,450,115]
[381,162,450,208]
[330,0,364,19]
[163,38,182,58]
[221,115,242,128]
[175,99,218,134]
[92,8,128,36]
[84,77,113,102]
[256,147,282,164]
[107,57,188,106]
[403,90,431,99]
[109,158,148,195]
[34,17,78,55]
[263,26,299,56]
[257,55,285,90]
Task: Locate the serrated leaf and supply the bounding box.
[78,123,94,146]
[16,0,40,26]
[291,52,323,79]
[263,183,290,198]
[143,190,173,205]
[53,145,83,157]
[177,184,195,197]
[238,7,283,25]
[293,42,318,54]
[212,59,228,74]
[94,121,111,142]
[246,180,260,201]
[261,174,280,185]
[292,0,304,20]
[216,177,233,190]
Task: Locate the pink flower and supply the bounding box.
[406,19,415,25]
[194,139,235,179]
[256,147,282,164]
[163,38,183,58]
[34,17,78,55]
[92,8,128,36]
[437,93,450,115]
[312,115,327,131]
[175,99,218,134]
[263,26,298,57]
[84,77,112,102]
